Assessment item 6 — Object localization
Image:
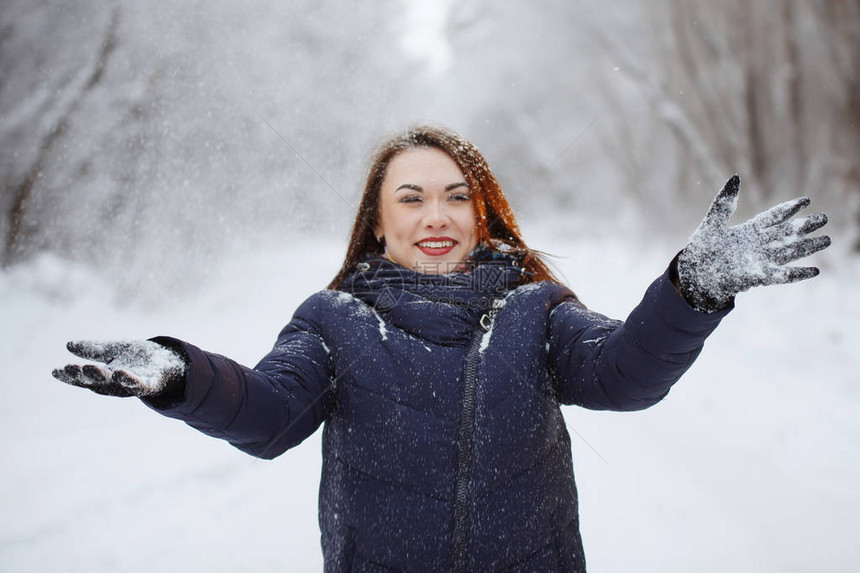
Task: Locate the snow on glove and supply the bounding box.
[677,174,831,313]
[52,340,186,398]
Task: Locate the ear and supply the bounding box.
[374,223,383,242]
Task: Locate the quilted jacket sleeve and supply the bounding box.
[141,293,334,459]
[547,264,730,411]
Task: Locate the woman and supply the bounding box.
[53,125,830,571]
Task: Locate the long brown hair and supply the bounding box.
[328,124,562,289]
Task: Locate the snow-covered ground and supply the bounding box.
[2,221,858,572]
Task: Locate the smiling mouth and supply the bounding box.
[417,240,456,248]
[416,239,458,256]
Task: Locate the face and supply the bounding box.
[375,147,479,274]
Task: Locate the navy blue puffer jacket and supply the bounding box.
[146,253,729,572]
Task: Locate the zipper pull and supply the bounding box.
[479,299,504,332]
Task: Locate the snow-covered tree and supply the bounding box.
[594,0,859,242]
[2,0,854,302]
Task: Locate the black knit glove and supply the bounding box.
[677,175,831,313]
[52,340,186,398]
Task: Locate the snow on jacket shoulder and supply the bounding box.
[143,256,729,572]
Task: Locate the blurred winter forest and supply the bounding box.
[3,3,860,571]
[1,0,858,301]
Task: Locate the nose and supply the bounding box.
[423,197,448,229]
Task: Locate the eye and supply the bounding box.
[399,195,422,204]
[449,193,471,202]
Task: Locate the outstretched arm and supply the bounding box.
[548,175,830,411]
[52,295,335,459]
[548,266,727,411]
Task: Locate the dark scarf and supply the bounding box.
[338,242,530,345]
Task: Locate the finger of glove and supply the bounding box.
[768,235,832,266]
[111,370,150,396]
[794,212,828,235]
[66,340,129,364]
[81,365,133,396]
[52,364,132,396]
[784,266,820,283]
[761,213,828,244]
[749,197,810,230]
[703,175,740,228]
[759,265,820,287]
[82,364,111,384]
[58,363,105,387]
[52,364,84,385]
[87,383,136,397]
[68,340,156,370]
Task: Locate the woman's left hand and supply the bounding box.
[676,175,831,312]
[52,340,186,398]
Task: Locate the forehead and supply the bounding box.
[383,147,465,187]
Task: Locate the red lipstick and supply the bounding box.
[415,236,457,256]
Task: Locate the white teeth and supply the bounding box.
[418,240,455,248]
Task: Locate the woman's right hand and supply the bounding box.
[676,175,830,312]
[52,340,186,397]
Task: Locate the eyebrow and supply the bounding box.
[394,182,470,192]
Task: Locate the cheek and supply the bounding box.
[379,206,418,243]
[377,203,397,235]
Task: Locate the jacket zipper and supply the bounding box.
[452,301,500,572]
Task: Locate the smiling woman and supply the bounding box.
[52,124,830,572]
[328,124,562,288]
